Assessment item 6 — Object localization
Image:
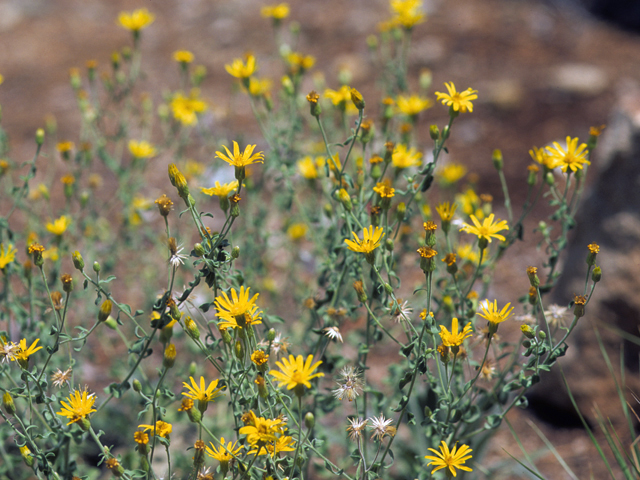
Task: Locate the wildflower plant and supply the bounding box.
[0,2,608,480]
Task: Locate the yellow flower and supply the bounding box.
[57,141,75,153]
[239,410,284,445]
[391,144,422,169]
[138,420,172,438]
[57,389,97,425]
[170,89,207,126]
[390,0,426,29]
[216,141,264,168]
[128,140,156,159]
[435,82,478,113]
[60,174,75,185]
[46,216,71,236]
[249,435,296,457]
[435,202,457,222]
[201,181,239,199]
[118,8,155,32]
[134,431,149,445]
[476,299,514,326]
[373,181,395,198]
[182,376,225,405]
[545,136,590,173]
[214,286,262,330]
[0,74,3,85]
[206,437,243,465]
[438,163,467,184]
[438,318,473,347]
[287,223,308,241]
[0,243,16,269]
[297,156,319,179]
[286,52,315,74]
[425,441,473,477]
[270,354,324,395]
[261,3,290,20]
[456,188,482,218]
[529,146,557,170]
[251,350,269,366]
[248,77,272,97]
[460,213,508,243]
[396,94,432,116]
[324,85,356,113]
[344,226,385,254]
[11,338,42,365]
[173,50,194,63]
[225,55,257,79]
[456,243,479,264]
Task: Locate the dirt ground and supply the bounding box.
[2,0,640,478]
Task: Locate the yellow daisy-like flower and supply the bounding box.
[324,85,351,106]
[118,8,155,32]
[182,376,225,404]
[460,213,508,243]
[138,420,172,438]
[216,141,264,168]
[57,141,74,153]
[545,136,590,173]
[435,82,478,113]
[391,144,422,169]
[206,437,243,466]
[344,226,385,254]
[270,354,324,396]
[173,50,194,64]
[286,52,315,74]
[214,286,263,330]
[529,146,557,170]
[297,156,319,179]
[249,435,296,457]
[425,441,473,477]
[0,243,17,269]
[201,181,239,199]
[46,216,70,236]
[435,202,457,222]
[396,94,432,116]
[57,389,97,425]
[128,140,156,159]
[390,0,426,29]
[373,181,395,198]
[134,431,149,445]
[225,55,257,79]
[11,338,43,364]
[261,3,290,20]
[239,411,284,445]
[476,300,514,326]
[287,223,308,241]
[170,89,207,126]
[438,318,473,347]
[438,163,467,184]
[248,77,272,97]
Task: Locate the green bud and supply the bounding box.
[104,317,118,330]
[492,149,503,170]
[184,317,200,340]
[520,325,535,339]
[384,283,393,295]
[538,331,546,339]
[163,343,177,369]
[3,392,16,415]
[234,340,244,359]
[385,238,394,252]
[522,339,531,349]
[592,265,602,282]
[133,379,142,393]
[267,328,276,342]
[93,261,101,273]
[98,299,112,322]
[429,124,440,141]
[304,412,315,429]
[189,361,197,377]
[193,243,205,257]
[35,128,45,146]
[545,172,554,186]
[231,246,240,259]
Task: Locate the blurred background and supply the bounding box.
[1,0,640,478]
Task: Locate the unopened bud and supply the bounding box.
[133,379,142,393]
[353,281,367,303]
[429,125,440,141]
[234,340,244,359]
[3,392,16,415]
[520,325,535,339]
[194,243,205,257]
[337,189,352,211]
[93,261,101,273]
[184,317,200,340]
[99,300,112,322]
[35,128,45,146]
[232,246,240,259]
[592,265,602,282]
[586,243,599,266]
[61,274,74,293]
[72,251,85,270]
[163,343,177,368]
[350,88,365,111]
[526,266,539,287]
[492,149,503,170]
[304,412,315,429]
[267,328,276,342]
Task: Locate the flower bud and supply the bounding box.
[526,266,539,287]
[133,379,142,393]
[99,300,112,322]
[430,125,440,141]
[538,331,546,340]
[353,280,367,303]
[592,265,602,282]
[234,340,244,359]
[385,238,394,252]
[545,172,554,186]
[232,246,240,259]
[586,243,599,266]
[306,91,321,117]
[35,128,45,146]
[520,324,535,339]
[163,343,177,368]
[573,295,587,319]
[93,261,101,273]
[193,243,205,257]
[3,392,16,415]
[492,149,503,171]
[221,329,232,344]
[20,445,34,467]
[155,194,173,217]
[61,274,74,293]
[304,412,315,429]
[522,339,531,349]
[528,286,537,305]
[337,189,352,211]
[184,316,200,340]
[189,361,197,377]
[350,88,365,111]
[383,283,393,295]
[104,318,118,330]
[72,251,85,271]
